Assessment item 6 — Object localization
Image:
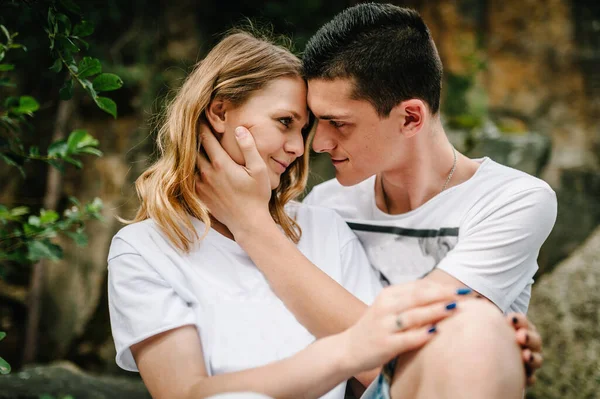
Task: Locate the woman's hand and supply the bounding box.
[195,124,272,234]
[339,280,471,374]
[506,313,543,386]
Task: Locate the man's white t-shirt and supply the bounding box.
[107,203,382,399]
[304,157,557,314]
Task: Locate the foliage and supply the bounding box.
[442,48,488,130]
[0,0,124,371]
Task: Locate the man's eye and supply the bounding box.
[279,117,293,127]
[329,120,345,128]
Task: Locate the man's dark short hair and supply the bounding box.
[303,3,443,116]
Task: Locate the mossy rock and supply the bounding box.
[0,361,150,399]
[526,227,600,399]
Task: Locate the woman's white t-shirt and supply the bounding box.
[107,203,383,399]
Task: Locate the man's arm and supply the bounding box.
[421,186,556,385]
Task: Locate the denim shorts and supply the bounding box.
[359,358,396,399]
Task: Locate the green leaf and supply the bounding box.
[0,25,10,41]
[95,96,117,118]
[48,139,69,158]
[0,64,14,71]
[40,210,59,225]
[47,9,56,28]
[67,129,88,152]
[77,147,103,157]
[73,37,89,50]
[55,13,72,36]
[86,197,103,214]
[80,79,97,99]
[29,146,40,157]
[0,77,15,87]
[3,96,18,108]
[47,159,65,173]
[0,356,10,375]
[64,230,88,246]
[58,37,79,53]
[59,79,74,101]
[59,0,81,14]
[49,59,63,73]
[63,156,83,168]
[77,57,101,78]
[93,73,123,92]
[28,215,41,227]
[73,20,94,37]
[0,332,6,341]
[13,96,40,115]
[10,206,29,218]
[0,153,25,177]
[27,239,63,262]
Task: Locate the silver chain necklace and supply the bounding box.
[380,144,457,213]
[441,145,457,192]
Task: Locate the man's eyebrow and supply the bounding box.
[316,114,350,120]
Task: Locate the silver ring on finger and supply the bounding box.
[395,313,407,331]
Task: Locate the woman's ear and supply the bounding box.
[205,98,229,134]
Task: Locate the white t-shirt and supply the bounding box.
[107,203,382,399]
[304,158,557,314]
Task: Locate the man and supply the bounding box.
[195,4,555,398]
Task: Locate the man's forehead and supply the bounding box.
[307,78,357,114]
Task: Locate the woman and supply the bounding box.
[107,30,466,399]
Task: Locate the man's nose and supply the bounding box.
[312,122,336,153]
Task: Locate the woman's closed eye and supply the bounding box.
[329,120,345,128]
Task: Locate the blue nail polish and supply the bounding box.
[456,288,472,295]
[428,326,437,334]
[445,302,457,310]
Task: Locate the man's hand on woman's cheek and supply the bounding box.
[195,124,272,234]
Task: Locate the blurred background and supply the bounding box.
[0,0,598,398]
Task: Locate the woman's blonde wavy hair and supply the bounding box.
[128,30,311,252]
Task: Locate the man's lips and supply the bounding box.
[331,158,349,164]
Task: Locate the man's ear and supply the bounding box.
[205,98,229,134]
[391,99,427,138]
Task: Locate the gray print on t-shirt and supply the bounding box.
[347,223,459,285]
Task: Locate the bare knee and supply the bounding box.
[390,299,525,399]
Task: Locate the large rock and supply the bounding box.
[526,226,600,399]
[0,361,150,399]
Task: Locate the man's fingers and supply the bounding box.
[199,124,229,166]
[516,327,542,352]
[522,349,543,369]
[196,152,211,173]
[234,126,267,173]
[507,312,529,330]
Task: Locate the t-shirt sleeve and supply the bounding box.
[107,236,197,372]
[436,187,557,314]
[336,217,384,305]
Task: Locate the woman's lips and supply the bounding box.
[272,158,289,172]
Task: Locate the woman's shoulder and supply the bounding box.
[287,201,345,225]
[286,201,358,246]
[108,219,166,261]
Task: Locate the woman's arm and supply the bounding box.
[131,325,353,399]
[131,284,459,399]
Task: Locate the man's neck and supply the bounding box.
[375,125,479,215]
